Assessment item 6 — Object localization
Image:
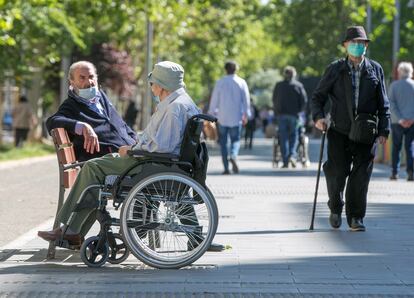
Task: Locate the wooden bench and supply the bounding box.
[46,128,84,259]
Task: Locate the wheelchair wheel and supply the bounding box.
[107,233,130,264]
[80,236,109,268]
[120,173,218,269]
[272,136,281,168]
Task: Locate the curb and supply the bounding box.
[0,155,55,170]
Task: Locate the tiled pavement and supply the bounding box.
[0,136,413,297]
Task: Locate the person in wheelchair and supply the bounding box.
[38,61,224,255]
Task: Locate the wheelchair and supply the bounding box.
[55,114,219,269]
[272,125,310,168]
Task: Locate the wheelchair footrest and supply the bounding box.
[54,239,81,250]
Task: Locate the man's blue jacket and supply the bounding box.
[46,89,137,161]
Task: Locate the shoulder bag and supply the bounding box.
[343,74,378,144]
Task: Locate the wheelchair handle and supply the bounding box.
[191,114,217,123]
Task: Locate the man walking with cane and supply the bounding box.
[311,26,390,231]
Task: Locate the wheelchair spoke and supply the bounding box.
[151,181,164,201]
[176,215,200,226]
[126,220,161,230]
[174,182,182,202]
[121,173,218,268]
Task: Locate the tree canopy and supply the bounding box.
[0,0,411,110]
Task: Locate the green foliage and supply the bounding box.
[0,142,54,161]
[248,69,281,108]
[265,0,355,75]
[170,0,271,100]
[365,0,414,79]
[0,0,85,81]
[1,0,413,111]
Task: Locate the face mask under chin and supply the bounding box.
[78,86,98,100]
[151,92,160,104]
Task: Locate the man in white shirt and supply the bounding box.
[208,61,251,174]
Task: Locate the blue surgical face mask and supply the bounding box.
[347,43,366,57]
[78,86,97,100]
[151,92,160,104]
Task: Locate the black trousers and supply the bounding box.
[14,128,29,147]
[323,128,376,226]
[244,120,255,149]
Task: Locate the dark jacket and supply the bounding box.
[312,57,390,137]
[46,90,137,161]
[272,79,307,117]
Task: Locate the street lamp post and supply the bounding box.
[392,0,400,78]
[142,16,153,129]
[366,1,372,56]
[59,56,70,103]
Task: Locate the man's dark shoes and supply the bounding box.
[350,218,365,232]
[229,158,239,174]
[187,240,225,252]
[407,172,414,181]
[329,213,342,229]
[38,227,82,246]
[222,169,231,175]
[207,242,225,252]
[389,173,398,180]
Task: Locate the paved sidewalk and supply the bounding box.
[1,136,413,297]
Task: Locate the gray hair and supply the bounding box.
[68,61,97,80]
[283,65,296,80]
[397,62,413,79]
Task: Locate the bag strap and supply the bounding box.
[343,73,355,122]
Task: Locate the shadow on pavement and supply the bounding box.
[216,228,331,235]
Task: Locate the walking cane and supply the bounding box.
[309,129,326,231]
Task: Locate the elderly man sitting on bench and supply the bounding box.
[46,60,137,161]
[38,61,224,252]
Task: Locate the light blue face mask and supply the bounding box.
[78,86,97,100]
[151,92,160,104]
[347,43,366,57]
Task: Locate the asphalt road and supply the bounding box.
[0,156,58,247]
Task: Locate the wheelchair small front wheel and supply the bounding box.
[107,233,130,264]
[80,236,109,268]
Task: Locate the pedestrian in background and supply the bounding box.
[388,62,414,181]
[12,95,36,147]
[272,66,307,168]
[259,106,270,133]
[208,61,251,174]
[244,99,259,149]
[124,99,140,130]
[312,26,390,232]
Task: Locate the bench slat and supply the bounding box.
[57,146,77,165]
[51,127,71,146]
[63,168,78,188]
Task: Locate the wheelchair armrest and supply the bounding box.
[191,114,217,123]
[127,149,180,161]
[63,161,85,171]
